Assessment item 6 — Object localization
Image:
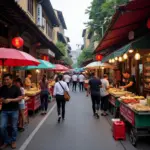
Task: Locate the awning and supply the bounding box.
[95,0,150,55]
[101,33,150,63]
[101,44,131,63]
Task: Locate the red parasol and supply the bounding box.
[0,48,40,66]
[52,64,69,71]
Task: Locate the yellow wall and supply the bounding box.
[17,0,54,41]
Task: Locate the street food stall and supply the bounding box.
[108,87,150,146]
[25,87,41,113]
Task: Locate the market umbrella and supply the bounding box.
[14,59,55,70]
[85,61,117,69]
[0,48,40,66]
[52,64,69,71]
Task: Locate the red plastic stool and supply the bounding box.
[113,121,126,140]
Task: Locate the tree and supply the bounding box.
[56,41,73,66]
[56,41,67,56]
[86,0,128,39]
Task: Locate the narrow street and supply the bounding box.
[20,91,124,150]
[7,90,135,150]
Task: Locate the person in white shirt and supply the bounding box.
[72,73,78,92]
[100,74,110,116]
[79,73,85,92]
[54,74,69,122]
[63,73,71,87]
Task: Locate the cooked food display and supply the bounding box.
[129,104,150,112]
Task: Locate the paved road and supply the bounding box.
[21,91,126,150]
[5,90,150,150]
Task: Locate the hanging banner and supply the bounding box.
[37,4,42,27]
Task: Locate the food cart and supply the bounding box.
[118,97,150,147]
[25,88,41,114]
[108,88,131,117]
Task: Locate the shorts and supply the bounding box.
[19,103,25,110]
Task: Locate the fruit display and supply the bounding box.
[129,104,150,112]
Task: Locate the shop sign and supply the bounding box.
[37,4,42,27]
[120,103,135,125]
[109,96,116,106]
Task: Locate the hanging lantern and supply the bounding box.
[12,37,24,48]
[109,59,112,63]
[115,57,118,61]
[147,18,150,29]
[119,56,123,62]
[36,69,40,74]
[134,52,141,60]
[96,54,103,61]
[129,49,134,53]
[112,59,115,63]
[123,53,128,60]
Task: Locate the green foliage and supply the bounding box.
[56,41,73,66]
[86,0,128,39]
[56,41,67,56]
[61,56,73,66]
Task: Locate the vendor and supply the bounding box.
[121,70,136,93]
[24,72,32,89]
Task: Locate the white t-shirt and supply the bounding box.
[72,75,78,82]
[64,74,71,83]
[100,78,109,97]
[53,81,69,96]
[79,74,85,82]
[19,87,25,105]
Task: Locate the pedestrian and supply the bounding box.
[100,74,110,116]
[121,70,136,93]
[24,72,32,89]
[63,73,71,87]
[88,73,101,119]
[79,73,85,92]
[54,74,69,122]
[0,74,22,149]
[15,78,26,132]
[72,73,78,92]
[40,75,49,115]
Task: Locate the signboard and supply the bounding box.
[120,103,135,125]
[37,4,42,27]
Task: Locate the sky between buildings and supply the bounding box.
[51,0,92,51]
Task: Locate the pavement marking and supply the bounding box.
[19,103,56,150]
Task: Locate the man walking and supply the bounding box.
[88,73,101,119]
[0,74,22,149]
[79,73,85,92]
[63,73,71,88]
[72,73,78,92]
